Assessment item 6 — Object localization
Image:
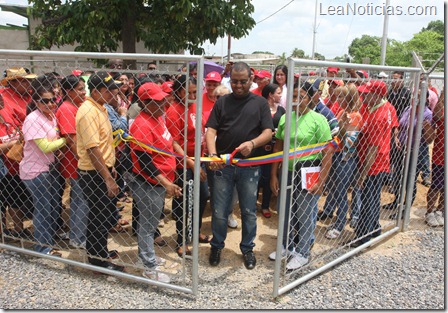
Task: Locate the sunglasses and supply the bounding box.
[39,97,57,104]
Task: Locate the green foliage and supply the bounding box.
[290,48,306,58]
[278,52,287,65]
[252,51,274,55]
[348,35,381,64]
[314,52,325,61]
[421,20,444,36]
[29,0,256,55]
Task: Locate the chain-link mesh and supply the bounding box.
[0,52,204,292]
[271,60,429,295]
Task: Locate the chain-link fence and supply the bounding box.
[0,49,443,298]
[271,58,427,296]
[0,50,205,294]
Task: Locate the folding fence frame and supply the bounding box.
[272,58,423,297]
[0,49,204,295]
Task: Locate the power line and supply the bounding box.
[256,0,295,24]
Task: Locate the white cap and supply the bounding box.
[377,71,388,78]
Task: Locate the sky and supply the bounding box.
[0,0,444,59]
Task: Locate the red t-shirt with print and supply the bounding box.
[202,93,215,125]
[56,101,79,179]
[358,101,397,175]
[0,110,21,176]
[165,101,205,162]
[130,111,176,185]
[0,88,31,128]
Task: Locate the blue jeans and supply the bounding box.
[322,153,357,231]
[68,178,89,245]
[356,172,385,242]
[130,175,165,269]
[281,171,320,258]
[419,143,430,180]
[23,170,60,254]
[210,165,260,254]
[350,187,361,220]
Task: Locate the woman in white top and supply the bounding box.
[273,65,288,109]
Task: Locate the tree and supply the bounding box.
[385,39,411,67]
[29,0,256,59]
[421,20,444,36]
[348,35,382,64]
[291,48,306,58]
[252,51,274,55]
[405,30,444,68]
[314,52,325,61]
[278,52,287,65]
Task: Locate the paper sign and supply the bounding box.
[301,166,321,190]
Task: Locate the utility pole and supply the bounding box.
[380,0,390,65]
[311,0,318,60]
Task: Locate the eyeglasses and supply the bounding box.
[39,97,57,104]
[230,79,249,85]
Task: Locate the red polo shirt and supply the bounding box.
[56,101,79,179]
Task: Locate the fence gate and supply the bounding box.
[272,58,423,296]
[0,50,204,295]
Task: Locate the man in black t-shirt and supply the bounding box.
[205,62,274,270]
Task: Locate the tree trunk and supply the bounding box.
[121,0,137,70]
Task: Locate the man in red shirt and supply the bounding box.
[0,67,37,127]
[251,70,272,96]
[202,71,222,123]
[348,80,397,247]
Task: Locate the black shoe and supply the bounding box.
[343,238,368,248]
[209,248,221,266]
[382,203,396,210]
[108,250,119,259]
[317,211,332,221]
[243,251,256,270]
[92,261,125,273]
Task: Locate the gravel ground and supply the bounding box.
[0,228,444,309]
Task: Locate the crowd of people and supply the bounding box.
[0,58,444,283]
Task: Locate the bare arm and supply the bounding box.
[357,146,378,188]
[270,139,283,196]
[236,128,273,157]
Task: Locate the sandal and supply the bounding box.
[262,208,272,218]
[108,250,119,259]
[199,234,212,243]
[118,218,130,226]
[110,224,127,233]
[176,246,192,257]
[47,249,62,257]
[154,236,168,247]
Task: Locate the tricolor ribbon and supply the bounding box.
[113,129,340,167]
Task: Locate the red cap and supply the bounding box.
[308,71,316,76]
[357,80,388,97]
[161,81,173,93]
[294,73,300,78]
[255,70,272,79]
[356,70,369,79]
[205,71,222,83]
[138,82,169,101]
[327,67,340,73]
[72,69,83,76]
[329,79,344,87]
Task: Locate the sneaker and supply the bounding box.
[155,256,166,266]
[286,253,309,270]
[142,266,171,283]
[325,228,341,239]
[435,211,444,226]
[228,214,238,229]
[349,217,359,229]
[269,247,290,261]
[422,178,431,187]
[425,212,439,227]
[69,239,86,249]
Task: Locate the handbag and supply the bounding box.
[6,140,24,162]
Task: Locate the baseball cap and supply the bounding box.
[377,71,388,78]
[308,71,316,76]
[329,79,344,87]
[161,81,173,93]
[88,71,121,90]
[255,70,272,79]
[205,71,222,83]
[327,67,340,73]
[357,80,387,97]
[311,78,325,92]
[138,82,169,101]
[356,70,369,79]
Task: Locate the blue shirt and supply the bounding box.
[105,104,129,132]
[314,101,339,136]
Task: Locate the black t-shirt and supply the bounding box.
[206,92,274,159]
